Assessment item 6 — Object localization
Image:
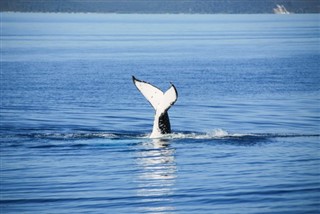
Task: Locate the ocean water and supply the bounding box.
[1,13,319,213]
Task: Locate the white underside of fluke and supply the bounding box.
[132,76,178,138]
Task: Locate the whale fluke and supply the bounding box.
[132,76,178,138]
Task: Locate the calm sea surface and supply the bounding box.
[1,13,319,213]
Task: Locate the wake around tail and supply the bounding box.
[132,76,178,138]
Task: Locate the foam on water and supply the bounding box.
[3,128,318,141]
[156,129,319,140]
[166,129,232,139]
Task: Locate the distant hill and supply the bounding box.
[1,0,319,14]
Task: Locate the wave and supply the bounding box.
[1,129,319,141]
[165,129,320,140]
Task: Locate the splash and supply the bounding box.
[2,129,318,141]
[155,129,319,140]
[162,129,240,139]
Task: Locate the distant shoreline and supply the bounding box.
[1,0,319,14]
[1,11,319,15]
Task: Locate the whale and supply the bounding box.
[132,76,178,138]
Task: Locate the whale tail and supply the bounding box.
[132,76,178,138]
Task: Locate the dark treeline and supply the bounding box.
[1,0,319,14]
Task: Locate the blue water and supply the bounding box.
[1,13,319,213]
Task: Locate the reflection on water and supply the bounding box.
[136,139,176,213]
